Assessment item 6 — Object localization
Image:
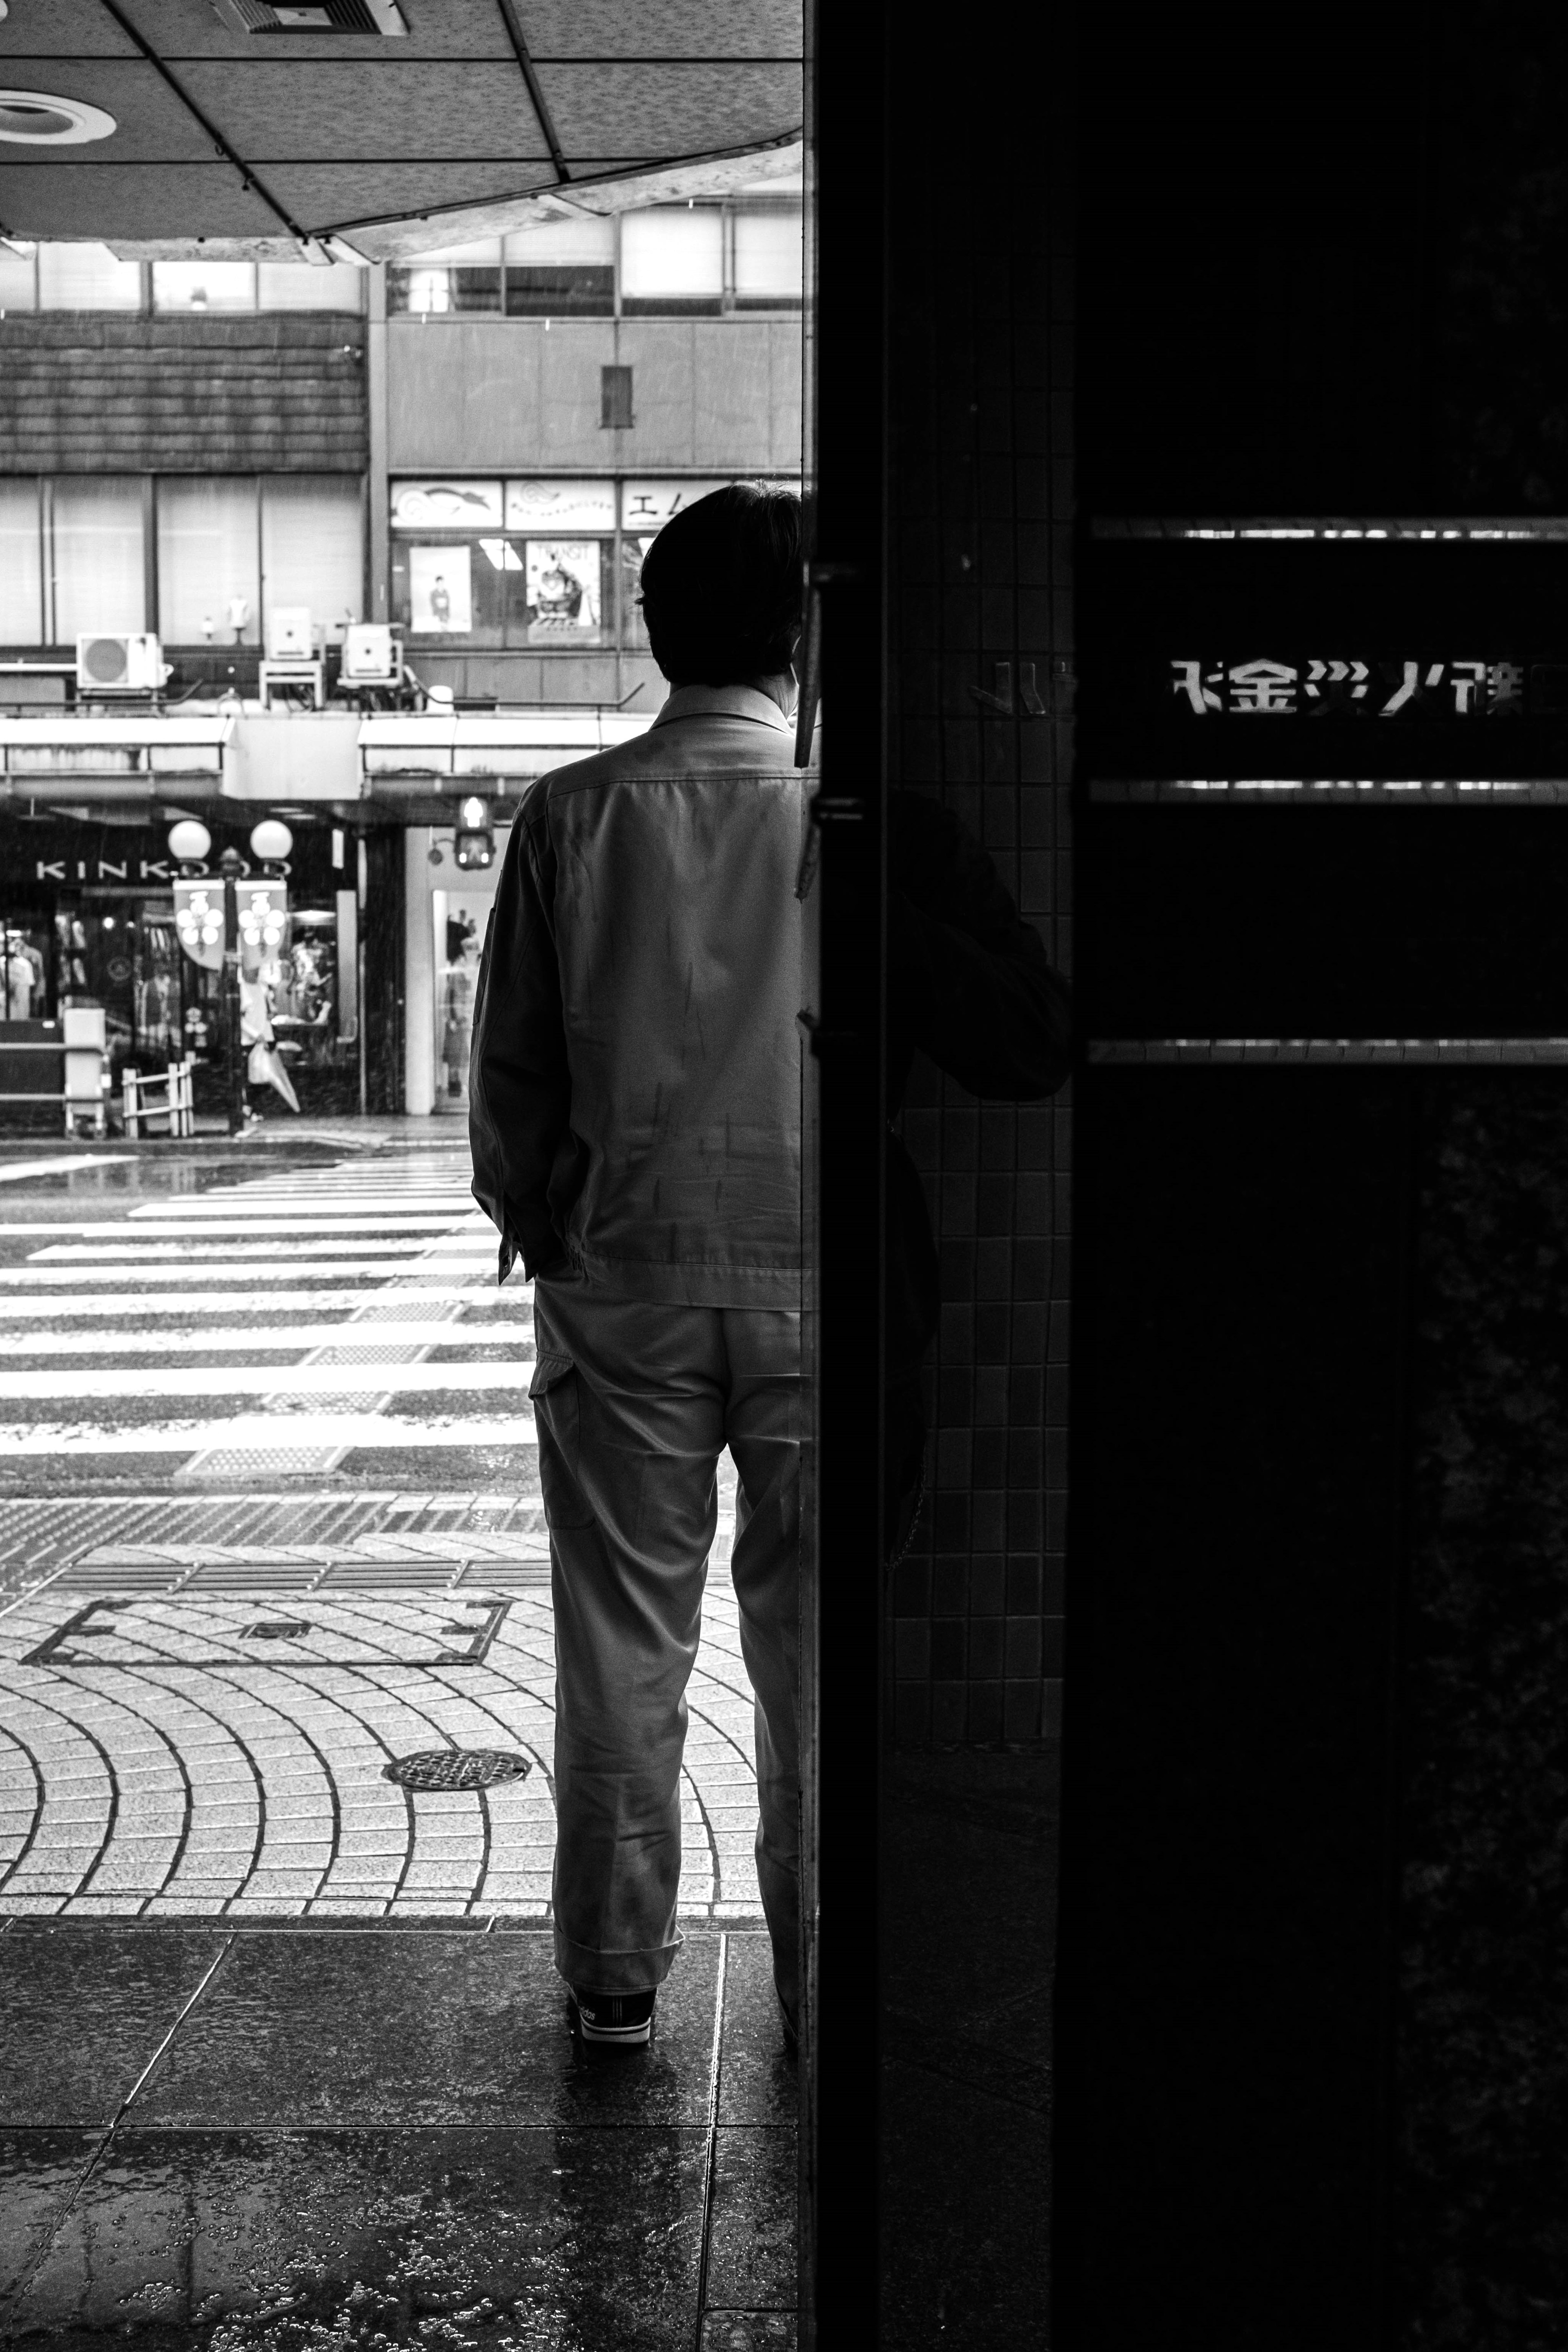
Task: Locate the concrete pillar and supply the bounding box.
[403,826,434,1114]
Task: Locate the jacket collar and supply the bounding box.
[651,683,795,735]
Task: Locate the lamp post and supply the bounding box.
[218,844,245,1136]
[169,819,293,1139]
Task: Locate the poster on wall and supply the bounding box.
[391,481,502,530]
[526,541,600,640]
[408,544,473,633]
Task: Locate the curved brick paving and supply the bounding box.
[0,1144,766,1928]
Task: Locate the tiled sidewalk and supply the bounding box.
[0,1921,795,2352]
[0,1487,760,1929]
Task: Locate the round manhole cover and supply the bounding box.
[383,1748,531,1791]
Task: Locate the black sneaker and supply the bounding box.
[573,1986,656,2046]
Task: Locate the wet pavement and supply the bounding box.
[0,1137,794,2348]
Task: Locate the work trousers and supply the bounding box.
[530,1278,802,2008]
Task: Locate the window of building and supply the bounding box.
[0,475,365,650]
[388,239,503,317]
[0,242,37,313]
[0,243,365,314]
[157,477,261,645]
[388,477,805,651]
[257,258,364,311]
[503,216,615,317]
[733,208,804,308]
[390,476,619,650]
[260,477,364,641]
[152,261,257,313]
[36,243,141,311]
[157,476,366,646]
[0,481,43,641]
[620,208,725,315]
[52,479,146,639]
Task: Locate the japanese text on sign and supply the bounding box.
[1171,658,1535,718]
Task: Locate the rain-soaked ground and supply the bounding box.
[0,1129,796,2351]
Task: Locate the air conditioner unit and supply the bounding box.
[340,623,401,684]
[212,0,408,33]
[266,606,313,661]
[75,633,164,693]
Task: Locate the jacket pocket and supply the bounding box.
[528,1352,593,1528]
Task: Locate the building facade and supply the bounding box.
[0,184,802,1125]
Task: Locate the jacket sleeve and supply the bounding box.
[468,790,575,1283]
[889,792,1073,1100]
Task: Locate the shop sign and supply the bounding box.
[34,856,172,883]
[505,479,616,533]
[1169,656,1567,719]
[620,479,729,532]
[390,479,503,530]
[173,878,225,970]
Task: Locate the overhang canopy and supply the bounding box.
[0,2,802,256]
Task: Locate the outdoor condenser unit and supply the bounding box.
[340,623,402,684]
[211,1,409,32]
[75,633,165,693]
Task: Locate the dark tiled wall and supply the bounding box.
[886,124,1075,1748]
[0,314,367,474]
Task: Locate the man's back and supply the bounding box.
[470,682,808,1307]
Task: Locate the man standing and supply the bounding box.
[470,483,808,2047]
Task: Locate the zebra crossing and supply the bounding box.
[0,1147,539,1473]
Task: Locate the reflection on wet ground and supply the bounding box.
[0,1927,795,2350]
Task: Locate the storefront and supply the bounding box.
[0,700,657,1129]
[0,807,379,1122]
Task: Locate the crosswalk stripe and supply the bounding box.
[0,1258,497,1286]
[32,1240,491,1262]
[7,1322,536,1356]
[6,1215,486,1238]
[0,1363,535,1400]
[0,1287,519,1321]
[0,1414,540,1456]
[0,1148,540,1463]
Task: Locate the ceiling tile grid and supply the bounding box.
[0,0,802,242]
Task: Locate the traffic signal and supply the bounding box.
[454,794,495,871]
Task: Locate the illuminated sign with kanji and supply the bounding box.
[1170,658,1539,718]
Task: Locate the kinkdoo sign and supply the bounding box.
[33,857,174,882]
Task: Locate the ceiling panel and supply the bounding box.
[266,160,561,229]
[0,163,279,237]
[519,1,802,59]
[0,2,803,241]
[535,63,801,156]
[116,0,516,61]
[0,4,140,58]
[0,58,223,162]
[178,63,550,162]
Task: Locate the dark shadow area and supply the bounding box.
[881,1748,1058,2350]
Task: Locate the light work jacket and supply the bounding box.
[469,682,810,1307]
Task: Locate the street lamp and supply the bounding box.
[168,818,292,1137]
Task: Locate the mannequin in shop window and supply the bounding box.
[4,931,39,1020]
[443,920,481,1098]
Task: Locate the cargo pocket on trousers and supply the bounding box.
[529,1350,594,1528]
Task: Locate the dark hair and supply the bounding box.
[639,482,803,686]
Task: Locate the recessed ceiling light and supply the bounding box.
[0,90,117,145]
